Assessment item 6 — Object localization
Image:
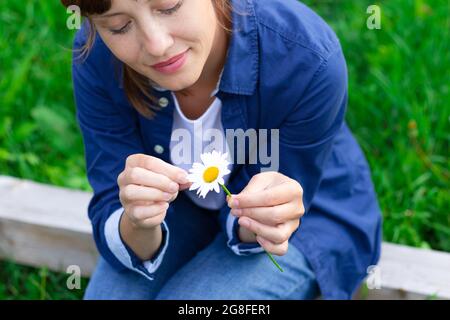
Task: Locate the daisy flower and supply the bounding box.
[187,150,232,198]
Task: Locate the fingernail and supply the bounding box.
[231,209,242,216]
[163,192,172,201]
[228,196,238,208]
[177,173,189,184]
[169,182,179,193]
[239,218,249,228]
[256,236,265,245]
[227,196,233,207]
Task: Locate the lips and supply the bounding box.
[151,49,189,68]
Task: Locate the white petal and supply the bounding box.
[189,182,202,191]
[189,163,204,173]
[199,186,210,198]
[188,172,203,181]
[186,174,197,183]
[192,162,204,170]
[200,152,211,165]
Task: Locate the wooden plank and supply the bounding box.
[1,175,449,299]
[361,243,450,299]
[0,218,98,277]
[0,175,98,276]
[0,176,92,233]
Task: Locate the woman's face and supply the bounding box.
[92,0,221,91]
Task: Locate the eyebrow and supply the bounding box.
[98,0,151,19]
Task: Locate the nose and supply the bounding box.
[139,20,174,58]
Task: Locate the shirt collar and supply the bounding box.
[218,0,259,96]
[119,0,258,97]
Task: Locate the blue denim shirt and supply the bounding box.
[72,0,382,299]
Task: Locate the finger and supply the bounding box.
[168,191,179,203]
[128,202,169,222]
[121,184,175,204]
[238,216,293,245]
[126,154,189,185]
[233,181,300,208]
[231,202,302,226]
[256,235,289,256]
[121,167,180,193]
[139,212,167,229]
[131,200,156,206]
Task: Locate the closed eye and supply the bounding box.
[108,0,183,35]
[110,21,132,35]
[159,0,183,15]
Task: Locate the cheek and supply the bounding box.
[114,46,140,66]
[176,5,217,50]
[171,18,201,44]
[179,23,215,56]
[99,32,141,65]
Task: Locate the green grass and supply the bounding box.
[0,260,88,300]
[305,0,450,251]
[0,1,89,191]
[0,0,449,299]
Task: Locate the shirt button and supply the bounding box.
[158,97,169,108]
[154,144,164,154]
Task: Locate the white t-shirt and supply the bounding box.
[169,92,233,210]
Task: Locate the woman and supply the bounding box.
[62,0,382,300]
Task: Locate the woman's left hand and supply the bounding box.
[228,172,304,256]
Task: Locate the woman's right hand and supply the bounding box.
[117,154,191,229]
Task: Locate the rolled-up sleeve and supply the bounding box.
[220,205,264,256]
[104,208,170,277]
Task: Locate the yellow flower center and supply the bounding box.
[203,166,219,183]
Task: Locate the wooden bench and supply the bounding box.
[1,175,449,299]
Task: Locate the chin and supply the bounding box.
[160,73,202,92]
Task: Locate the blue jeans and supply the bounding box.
[84,193,320,300]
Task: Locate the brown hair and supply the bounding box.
[61,0,234,118]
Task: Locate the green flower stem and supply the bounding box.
[220,183,232,197]
[220,184,284,272]
[265,251,284,272]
